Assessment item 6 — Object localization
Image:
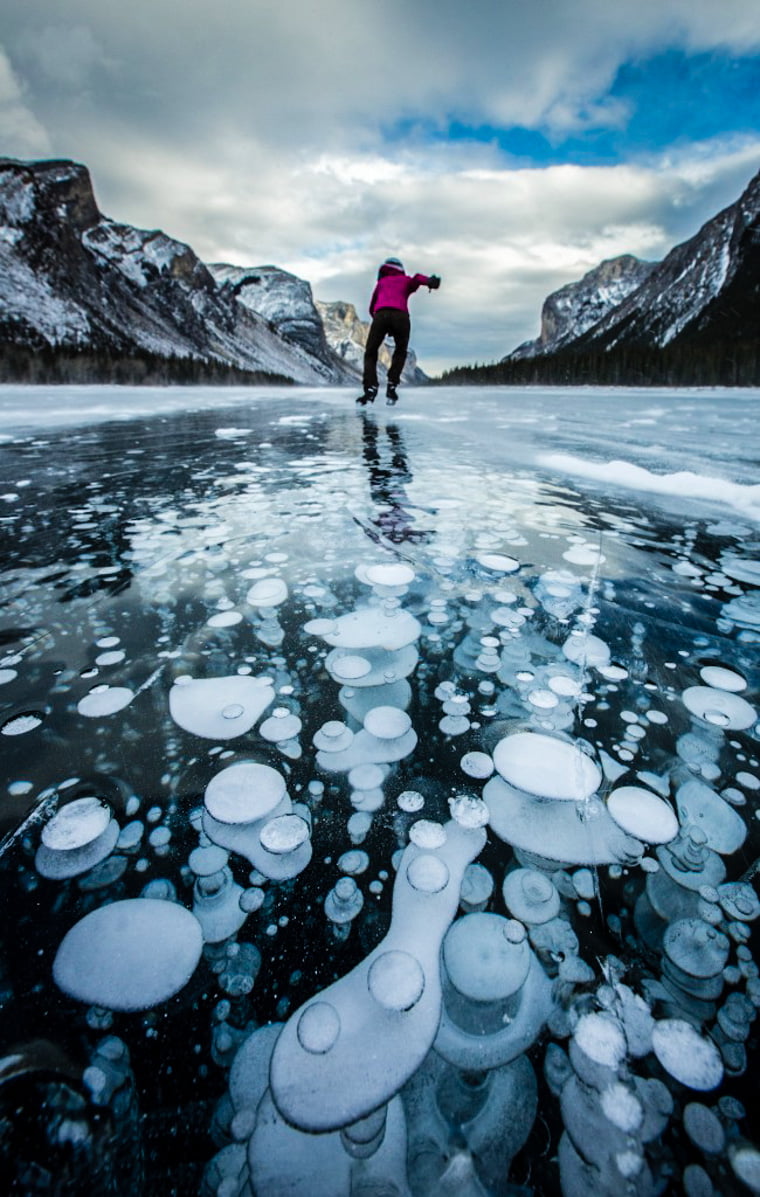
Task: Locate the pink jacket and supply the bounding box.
[369,264,433,315]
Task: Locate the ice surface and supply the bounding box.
[2,384,760,1193]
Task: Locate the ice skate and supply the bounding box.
[386,383,399,406]
[356,386,377,406]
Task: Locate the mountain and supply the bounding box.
[0,157,356,385]
[316,299,427,384]
[440,165,760,387]
[565,167,760,355]
[509,255,656,359]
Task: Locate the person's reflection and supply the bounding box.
[359,414,431,545]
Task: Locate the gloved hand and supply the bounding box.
[428,274,441,289]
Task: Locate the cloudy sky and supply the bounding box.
[2,0,759,373]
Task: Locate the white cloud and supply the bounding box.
[1,0,759,370]
[0,45,50,155]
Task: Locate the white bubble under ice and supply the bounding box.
[53,898,203,1011]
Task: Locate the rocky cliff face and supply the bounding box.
[570,169,760,352]
[509,255,656,359]
[316,299,427,384]
[209,264,339,372]
[508,168,760,362]
[0,157,354,384]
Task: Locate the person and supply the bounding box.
[357,258,440,406]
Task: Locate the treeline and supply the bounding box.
[0,343,294,387]
[435,338,760,387]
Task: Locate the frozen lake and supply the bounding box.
[0,384,759,1195]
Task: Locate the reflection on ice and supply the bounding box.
[0,386,759,1193]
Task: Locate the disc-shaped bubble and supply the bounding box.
[651,1020,723,1090]
[607,786,679,844]
[367,950,425,1011]
[681,686,755,730]
[204,762,286,825]
[492,732,601,801]
[297,1002,341,1054]
[53,899,203,1011]
[42,797,111,851]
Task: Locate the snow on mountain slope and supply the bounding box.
[0,157,351,383]
[569,168,760,353]
[509,255,656,359]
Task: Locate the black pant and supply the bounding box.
[363,307,410,389]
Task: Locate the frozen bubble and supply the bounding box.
[409,820,447,849]
[676,779,747,856]
[607,786,679,844]
[721,556,760,585]
[448,794,490,829]
[348,811,372,844]
[493,731,601,801]
[259,710,302,742]
[397,790,425,813]
[188,845,229,877]
[406,853,450,893]
[503,868,560,925]
[246,577,288,607]
[460,862,494,912]
[682,686,756,731]
[337,850,370,875]
[548,675,581,698]
[42,797,110,851]
[573,1013,627,1069]
[730,1144,760,1190]
[313,721,354,752]
[699,665,747,692]
[600,1083,643,1133]
[651,1019,724,1090]
[53,899,203,1011]
[328,654,372,681]
[205,762,287,825]
[460,751,494,779]
[259,814,309,855]
[364,562,415,587]
[240,887,265,913]
[169,675,274,740]
[562,543,606,566]
[367,950,425,1011]
[683,1102,725,1154]
[95,650,126,666]
[325,876,364,922]
[77,687,134,718]
[349,763,385,791]
[562,632,611,669]
[718,882,760,922]
[439,715,470,736]
[2,711,44,736]
[476,553,520,573]
[0,669,18,685]
[297,1002,341,1054]
[663,919,729,979]
[207,611,243,628]
[443,912,529,1001]
[364,706,412,739]
[527,688,559,709]
[319,608,421,651]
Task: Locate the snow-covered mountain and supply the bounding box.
[509,255,656,359]
[316,299,427,384]
[0,157,356,384]
[508,167,760,361]
[570,168,760,352]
